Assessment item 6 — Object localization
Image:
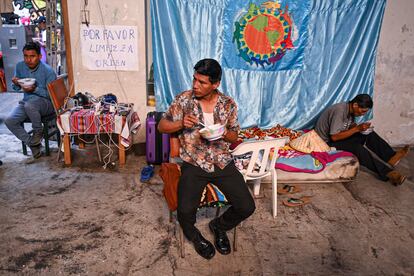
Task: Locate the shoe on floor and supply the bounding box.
[25,146,42,164]
[140,165,154,182]
[209,218,231,255]
[386,170,407,186]
[282,196,312,207]
[277,184,301,195]
[29,145,42,159]
[29,131,44,146]
[388,145,410,167]
[192,232,215,260]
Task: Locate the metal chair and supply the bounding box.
[21,113,60,156]
[231,137,289,218]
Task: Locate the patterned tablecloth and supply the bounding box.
[57,108,141,147]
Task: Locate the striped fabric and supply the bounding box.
[58,109,141,148]
[69,109,116,134]
[199,183,229,208]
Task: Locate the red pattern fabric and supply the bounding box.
[69,109,115,134]
[57,109,141,148]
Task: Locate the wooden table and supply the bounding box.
[58,108,140,166]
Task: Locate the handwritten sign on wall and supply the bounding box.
[80,25,139,71]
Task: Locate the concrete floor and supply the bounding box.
[0,93,413,275]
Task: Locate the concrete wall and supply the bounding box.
[67,0,149,143]
[373,0,414,146]
[67,0,413,146]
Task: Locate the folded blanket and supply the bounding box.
[233,126,354,174]
[275,149,354,173]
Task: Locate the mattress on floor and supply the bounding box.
[263,156,359,184]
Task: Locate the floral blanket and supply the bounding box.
[233,126,354,173]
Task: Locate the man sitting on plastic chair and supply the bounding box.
[158,59,255,260]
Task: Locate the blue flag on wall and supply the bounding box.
[151,0,386,129]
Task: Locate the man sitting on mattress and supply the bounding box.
[315,94,409,186]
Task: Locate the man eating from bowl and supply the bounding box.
[158,59,255,259]
[5,42,56,160]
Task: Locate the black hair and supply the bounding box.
[193,58,222,84]
[23,42,41,55]
[350,94,373,109]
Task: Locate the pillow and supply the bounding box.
[289,130,330,153]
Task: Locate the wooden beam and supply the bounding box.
[63,133,72,165]
[61,0,75,96]
[119,116,127,166]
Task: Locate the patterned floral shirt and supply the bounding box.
[164,89,240,173]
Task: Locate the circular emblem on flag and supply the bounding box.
[233,2,295,67]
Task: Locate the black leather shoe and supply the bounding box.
[192,232,215,259]
[209,219,231,255]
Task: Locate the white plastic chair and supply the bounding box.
[231,137,289,218]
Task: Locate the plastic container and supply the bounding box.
[199,124,225,141]
[148,95,156,107]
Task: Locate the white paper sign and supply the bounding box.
[80,25,139,71]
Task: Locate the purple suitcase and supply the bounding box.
[146,112,170,164]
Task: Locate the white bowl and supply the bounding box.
[361,126,374,135]
[17,78,36,88]
[199,123,225,141]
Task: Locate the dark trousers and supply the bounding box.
[177,161,255,241]
[328,131,395,181]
